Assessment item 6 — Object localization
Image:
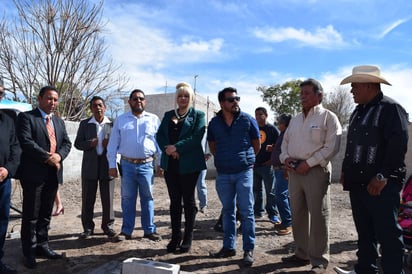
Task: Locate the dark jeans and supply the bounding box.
[350,182,404,274]
[253,165,278,218]
[0,178,11,260]
[164,171,199,237]
[20,169,58,257]
[81,178,115,232]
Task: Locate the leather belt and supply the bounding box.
[121,156,153,164]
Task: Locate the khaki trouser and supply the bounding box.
[288,164,331,267]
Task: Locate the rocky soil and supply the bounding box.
[4,176,403,274]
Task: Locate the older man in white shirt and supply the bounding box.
[280,78,342,274]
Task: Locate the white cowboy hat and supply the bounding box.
[340,65,391,86]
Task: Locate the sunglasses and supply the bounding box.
[224,96,240,103]
[0,91,4,96]
[131,96,145,101]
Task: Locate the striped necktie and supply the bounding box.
[46,115,57,153]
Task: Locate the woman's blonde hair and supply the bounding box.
[175,82,195,109]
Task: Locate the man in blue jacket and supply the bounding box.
[208,87,260,267]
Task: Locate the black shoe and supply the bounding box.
[281,254,310,266]
[103,228,116,238]
[36,246,63,259]
[143,232,162,242]
[0,261,17,274]
[23,256,36,269]
[243,250,254,267]
[214,222,223,232]
[310,265,327,274]
[210,247,236,258]
[166,235,182,253]
[79,229,93,239]
[115,232,132,241]
[179,233,192,253]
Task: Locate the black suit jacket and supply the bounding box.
[0,111,21,179]
[74,117,112,180]
[16,108,72,184]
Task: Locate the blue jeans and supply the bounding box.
[274,170,292,227]
[0,178,11,260]
[350,182,404,274]
[216,168,255,251]
[196,169,207,208]
[253,165,278,218]
[120,159,156,235]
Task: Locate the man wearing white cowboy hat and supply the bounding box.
[335,65,408,274]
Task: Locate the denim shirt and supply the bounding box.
[207,110,260,174]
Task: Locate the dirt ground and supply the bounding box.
[4,176,405,274]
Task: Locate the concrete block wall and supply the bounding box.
[62,121,82,183]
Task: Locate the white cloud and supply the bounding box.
[99,1,412,122]
[105,19,224,70]
[377,16,412,39]
[384,66,412,116]
[253,25,347,49]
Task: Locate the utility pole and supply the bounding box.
[194,75,198,93]
[193,75,198,108]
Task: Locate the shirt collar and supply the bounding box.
[88,115,111,124]
[126,110,149,118]
[38,108,52,119]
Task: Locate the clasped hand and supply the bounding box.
[284,158,310,175]
[46,153,62,170]
[165,145,179,159]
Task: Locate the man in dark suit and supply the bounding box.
[16,86,72,269]
[75,96,115,239]
[0,78,20,274]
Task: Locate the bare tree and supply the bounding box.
[323,86,354,128]
[0,0,127,120]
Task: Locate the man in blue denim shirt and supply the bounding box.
[208,87,260,267]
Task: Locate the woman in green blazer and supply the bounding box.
[156,82,206,253]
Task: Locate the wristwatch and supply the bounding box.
[376,173,386,181]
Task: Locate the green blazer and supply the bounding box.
[156,107,206,174]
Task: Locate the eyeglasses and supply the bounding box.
[224,96,240,103]
[131,97,145,101]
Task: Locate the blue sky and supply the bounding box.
[2,0,412,121]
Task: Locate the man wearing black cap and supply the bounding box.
[0,78,20,274]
